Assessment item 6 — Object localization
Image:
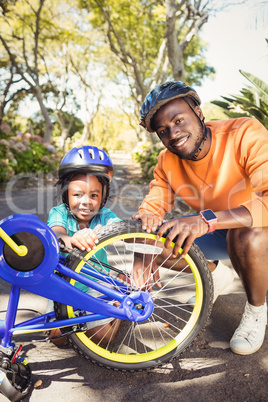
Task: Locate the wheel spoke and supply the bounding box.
[55,221,212,371]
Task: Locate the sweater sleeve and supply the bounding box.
[237,119,268,227]
[138,151,176,218]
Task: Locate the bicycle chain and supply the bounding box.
[58,239,139,291]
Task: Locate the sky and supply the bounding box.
[198,1,267,104]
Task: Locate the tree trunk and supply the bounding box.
[165,0,186,82]
[56,110,74,151]
[80,122,91,144]
[34,86,53,143]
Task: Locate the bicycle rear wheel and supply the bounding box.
[55,220,213,371]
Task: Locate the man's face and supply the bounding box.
[151,98,205,160]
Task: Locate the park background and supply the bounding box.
[0,0,267,185]
[0,2,268,400]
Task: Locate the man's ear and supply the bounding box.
[195,106,204,121]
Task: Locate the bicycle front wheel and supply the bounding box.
[55,220,213,371]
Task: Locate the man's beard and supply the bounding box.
[168,129,204,160]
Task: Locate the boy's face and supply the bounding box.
[68,175,102,225]
[151,98,206,160]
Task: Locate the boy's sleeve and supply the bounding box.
[105,211,121,226]
[47,206,67,230]
[138,152,176,218]
[98,210,121,229]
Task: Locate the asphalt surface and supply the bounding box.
[0,153,267,402]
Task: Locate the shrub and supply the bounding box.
[132,141,164,180]
[211,70,268,129]
[0,130,61,183]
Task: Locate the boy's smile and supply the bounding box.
[68,175,103,226]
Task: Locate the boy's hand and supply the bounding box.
[71,228,99,252]
[132,213,163,233]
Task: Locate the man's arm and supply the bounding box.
[156,206,252,258]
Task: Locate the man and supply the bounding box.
[133,81,268,355]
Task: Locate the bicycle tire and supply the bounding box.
[54,220,213,371]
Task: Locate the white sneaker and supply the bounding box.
[212,260,235,303]
[187,260,234,304]
[230,301,267,355]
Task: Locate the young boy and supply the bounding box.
[47,145,121,346]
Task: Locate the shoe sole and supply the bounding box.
[230,343,263,355]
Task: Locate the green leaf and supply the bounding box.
[239,70,268,101]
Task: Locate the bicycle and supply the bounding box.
[0,213,213,401]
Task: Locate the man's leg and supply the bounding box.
[227,227,268,354]
[227,227,268,306]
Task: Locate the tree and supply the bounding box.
[69,53,105,146]
[0,0,58,142]
[0,0,113,145]
[247,0,268,29]
[0,0,93,143]
[78,0,227,141]
[0,60,27,124]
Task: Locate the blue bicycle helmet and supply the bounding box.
[58,146,113,210]
[59,145,113,180]
[140,81,201,132]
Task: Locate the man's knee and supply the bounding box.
[227,227,268,255]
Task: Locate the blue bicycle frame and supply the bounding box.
[0,214,154,354]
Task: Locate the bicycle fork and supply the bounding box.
[0,285,21,354]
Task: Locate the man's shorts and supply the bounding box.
[194,229,229,261]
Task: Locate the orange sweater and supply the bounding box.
[139,118,268,227]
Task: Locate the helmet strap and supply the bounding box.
[65,203,80,222]
[190,125,209,161]
[182,98,209,161]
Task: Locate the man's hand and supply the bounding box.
[156,215,209,258]
[132,213,163,233]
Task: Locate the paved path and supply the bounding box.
[0,153,267,401]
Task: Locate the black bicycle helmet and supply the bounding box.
[140,81,201,132]
[58,146,113,210]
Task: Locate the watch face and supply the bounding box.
[201,209,217,221]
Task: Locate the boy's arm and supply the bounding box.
[52,225,99,252]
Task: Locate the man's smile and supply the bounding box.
[170,135,189,149]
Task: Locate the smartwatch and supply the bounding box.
[199,209,218,233]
